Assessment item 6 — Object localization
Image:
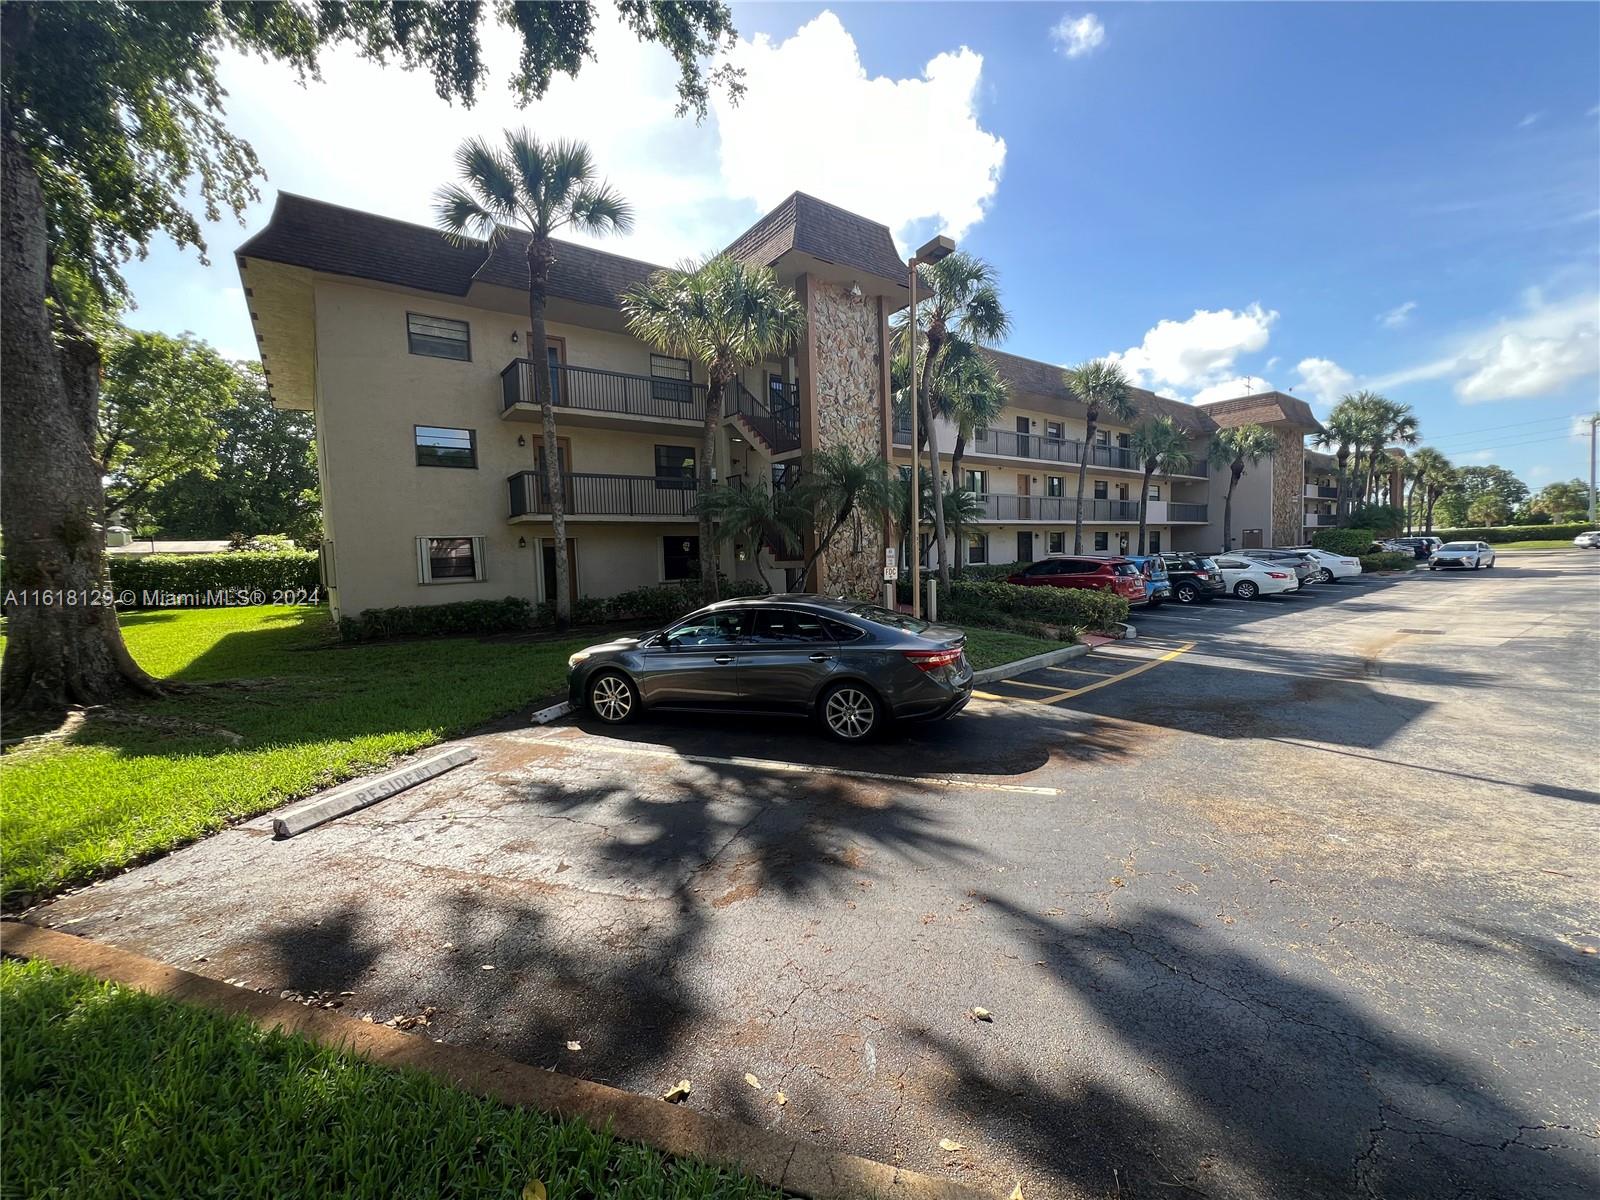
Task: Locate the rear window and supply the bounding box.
[1111,563,1140,577]
[841,603,930,633]
[1198,557,1218,569]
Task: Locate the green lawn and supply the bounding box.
[1,607,588,907]
[1,958,779,1200]
[1490,539,1589,550]
[960,626,1064,670]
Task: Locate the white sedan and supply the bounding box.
[1292,547,1364,582]
[1214,555,1300,599]
[1574,531,1600,549]
[1429,541,1496,570]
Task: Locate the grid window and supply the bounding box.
[650,354,693,403]
[655,445,696,490]
[415,425,476,468]
[965,469,988,495]
[417,536,484,584]
[406,313,470,360]
[1094,480,1109,500]
[1045,421,1064,440]
[663,535,700,581]
[1046,475,1064,498]
[1094,532,1109,552]
[1048,531,1065,554]
[968,534,989,564]
[1148,484,1162,500]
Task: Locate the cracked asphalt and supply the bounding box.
[26,551,1600,1199]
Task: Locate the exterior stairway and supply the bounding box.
[727,380,800,456]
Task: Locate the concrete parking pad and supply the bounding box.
[24,554,1600,1200]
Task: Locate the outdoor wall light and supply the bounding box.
[735,544,749,562]
[511,330,519,343]
[517,536,526,549]
[517,434,526,447]
[849,281,863,298]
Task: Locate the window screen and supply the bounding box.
[407,313,470,360]
[415,426,476,468]
[650,354,692,403]
[418,536,483,583]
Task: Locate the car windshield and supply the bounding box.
[840,603,930,633]
[1111,563,1140,577]
[1441,542,1475,551]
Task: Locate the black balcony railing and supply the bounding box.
[974,495,1145,522]
[893,422,1208,477]
[500,360,706,422]
[1168,502,1209,523]
[1305,513,1339,528]
[727,380,800,454]
[508,471,699,519]
[1307,485,1339,499]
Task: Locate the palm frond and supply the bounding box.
[455,135,520,220]
[432,184,499,245]
[567,182,635,236]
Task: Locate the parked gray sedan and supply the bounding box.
[567,594,973,741]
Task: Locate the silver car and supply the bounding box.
[1243,549,1317,587]
[1429,541,1496,570]
[567,594,974,742]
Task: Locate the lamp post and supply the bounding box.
[1588,413,1599,524]
[907,235,955,618]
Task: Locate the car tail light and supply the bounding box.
[903,647,962,672]
[1267,570,1289,579]
[1341,559,1357,566]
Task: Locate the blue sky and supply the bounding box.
[122,2,1599,487]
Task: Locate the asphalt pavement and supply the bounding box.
[27,551,1600,1200]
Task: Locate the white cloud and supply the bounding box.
[1528,465,1554,481]
[714,12,1006,248]
[1293,357,1355,406]
[1108,304,1278,399]
[1051,13,1106,58]
[1191,378,1272,407]
[1264,356,1280,370]
[1462,449,1496,463]
[1518,111,1543,129]
[1378,300,1417,328]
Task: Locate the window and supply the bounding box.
[1094,480,1108,500]
[1045,421,1064,441]
[1116,432,1131,449]
[1095,429,1111,446]
[650,353,692,403]
[822,617,866,642]
[1094,532,1109,552]
[665,610,749,646]
[968,533,989,564]
[965,469,988,495]
[662,535,700,581]
[655,445,696,489]
[415,425,476,468]
[1148,484,1162,501]
[417,536,484,584]
[1048,531,1065,554]
[1046,475,1064,498]
[1116,483,1129,501]
[751,609,832,644]
[407,313,470,360]
[1149,531,1162,553]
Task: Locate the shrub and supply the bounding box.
[110,552,319,606]
[1311,528,1375,557]
[940,580,1129,634]
[1359,552,1415,573]
[1348,504,1404,536]
[227,532,298,553]
[1431,521,1593,544]
[957,561,1028,582]
[338,597,537,642]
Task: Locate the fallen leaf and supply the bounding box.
[938,1138,964,1152]
[1109,876,1125,888]
[522,1181,547,1200]
[744,1072,762,1089]
[970,1006,993,1022]
[662,1079,693,1104]
[775,1092,788,1106]
[1581,946,1597,956]
[565,1040,582,1052]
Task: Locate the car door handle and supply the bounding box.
[808,653,832,662]
[714,655,734,665]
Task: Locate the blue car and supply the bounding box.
[1085,553,1170,606]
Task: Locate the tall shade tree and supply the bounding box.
[1062,360,1137,554]
[1314,395,1369,523]
[1207,424,1277,552]
[893,251,1010,587]
[435,131,632,628]
[623,256,805,601]
[1129,416,1191,555]
[0,0,739,713]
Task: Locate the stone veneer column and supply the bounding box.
[1270,429,1306,546]
[800,279,889,600]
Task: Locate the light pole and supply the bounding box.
[1589,414,1599,524]
[907,235,954,618]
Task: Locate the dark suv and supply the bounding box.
[1159,553,1227,603]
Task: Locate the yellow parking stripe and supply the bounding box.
[990,677,1077,692]
[1026,640,1196,704]
[1043,665,1123,678]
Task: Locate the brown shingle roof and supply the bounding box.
[725,191,907,287]
[982,348,1219,436]
[471,228,662,309]
[1198,390,1324,433]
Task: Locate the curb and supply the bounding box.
[0,923,995,1200]
[1118,621,1137,640]
[971,641,1089,684]
[273,747,475,839]
[531,699,573,725]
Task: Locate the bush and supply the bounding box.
[940,580,1129,634]
[603,579,764,625]
[110,552,319,606]
[1359,552,1415,573]
[227,532,298,553]
[338,597,537,641]
[957,561,1027,582]
[1430,521,1593,544]
[1311,528,1376,556]
[1348,504,1404,536]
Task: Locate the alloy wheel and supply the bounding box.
[1317,568,1333,583]
[824,687,876,740]
[1236,581,1259,600]
[590,674,633,722]
[1176,583,1197,603]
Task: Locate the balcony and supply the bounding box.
[1305,513,1339,528]
[967,494,1209,524]
[1305,484,1339,499]
[892,423,1208,477]
[500,360,706,430]
[508,471,699,523]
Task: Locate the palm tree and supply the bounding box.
[435,131,632,629]
[1357,396,1418,504]
[893,251,1010,588]
[1314,395,1368,523]
[939,343,1008,492]
[1409,447,1455,533]
[1062,359,1137,554]
[1207,424,1276,551]
[696,481,804,592]
[790,446,899,586]
[1129,416,1191,554]
[623,255,805,601]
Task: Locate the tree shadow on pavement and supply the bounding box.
[904,897,1600,1200]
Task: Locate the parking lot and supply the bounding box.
[27,551,1600,1200]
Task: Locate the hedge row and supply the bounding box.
[1429,521,1593,544]
[1358,552,1416,573]
[943,580,1129,634]
[337,579,767,642]
[1310,528,1376,556]
[109,552,319,606]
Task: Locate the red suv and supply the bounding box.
[1006,556,1147,603]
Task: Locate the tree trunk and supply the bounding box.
[916,334,951,588]
[1335,446,1349,523]
[700,378,723,602]
[527,239,571,629]
[1137,462,1155,555]
[949,430,967,503]
[1,124,158,713]
[1073,411,1097,554]
[1223,463,1243,551]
